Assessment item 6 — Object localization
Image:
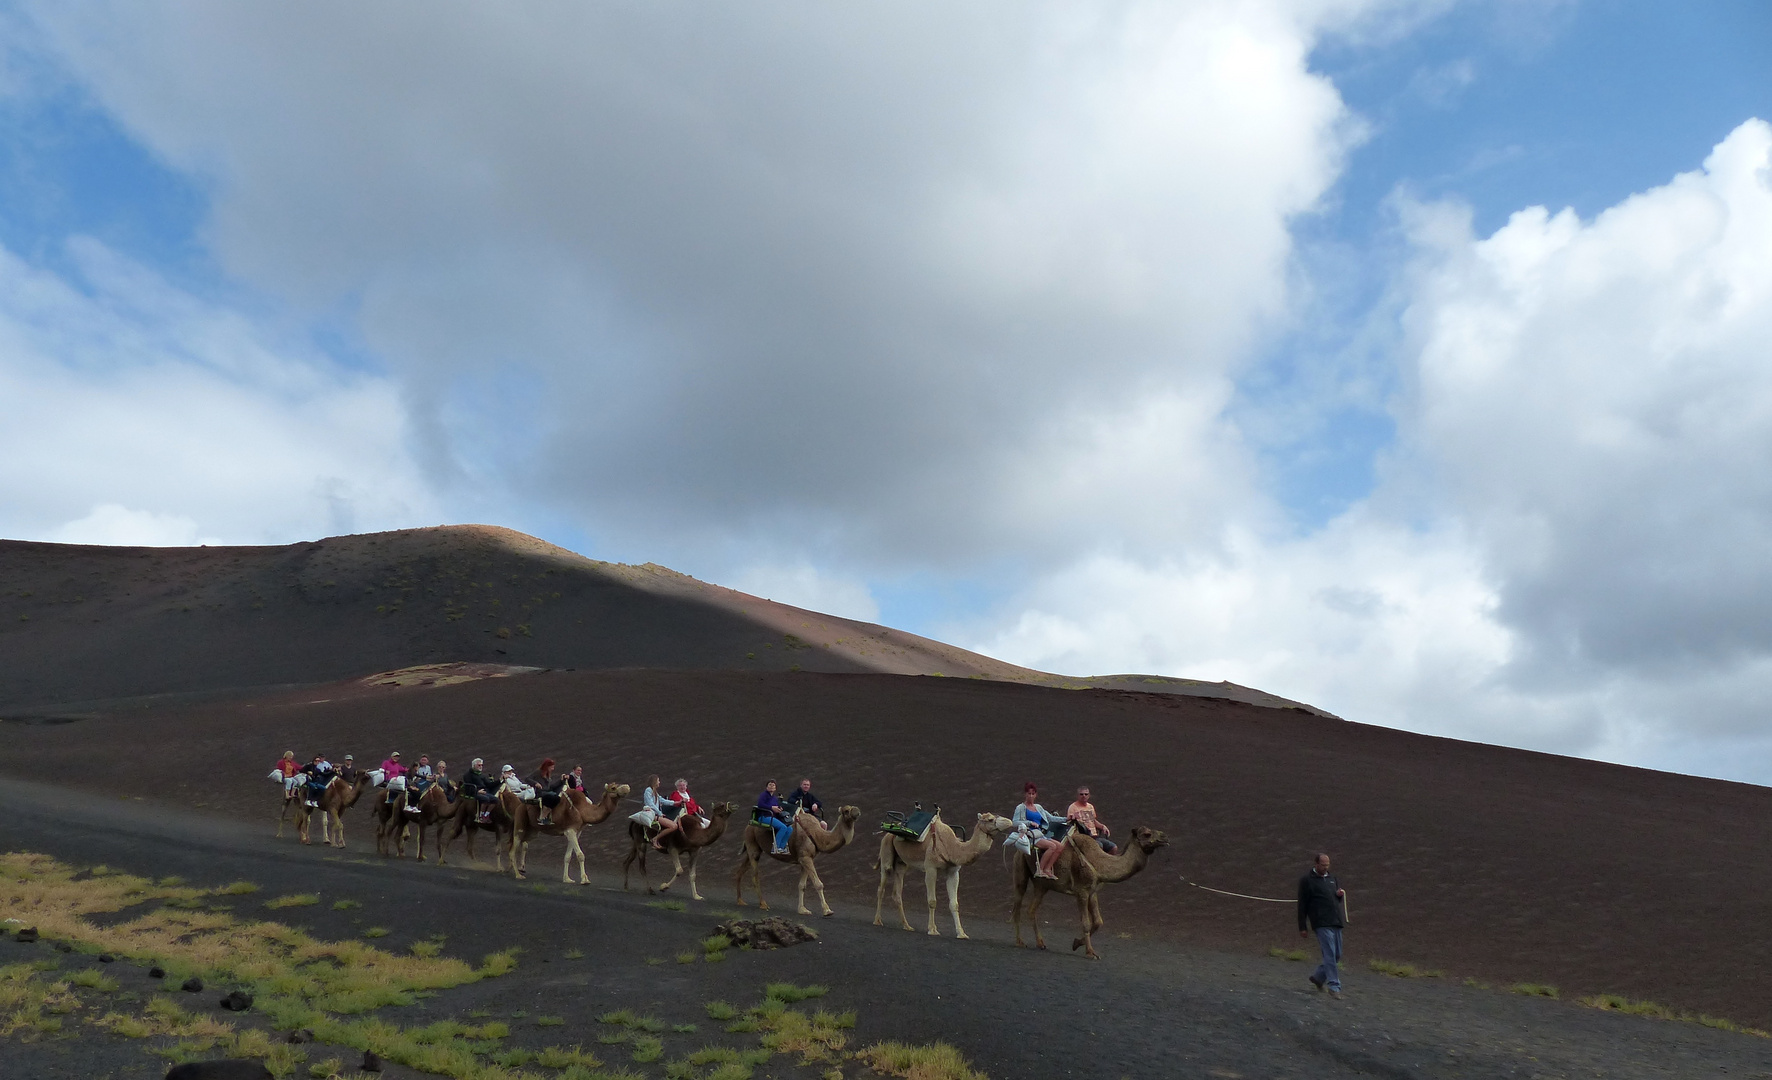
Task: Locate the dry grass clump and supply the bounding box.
[857,1040,990,1080]
[1579,994,1769,1037]
[0,961,79,1039]
[1510,983,1560,999]
[1368,959,1444,979]
[265,894,321,909]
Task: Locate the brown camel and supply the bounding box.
[732,806,862,916]
[275,783,302,840]
[375,782,452,858]
[620,802,735,900]
[1011,826,1168,959]
[504,783,630,883]
[298,773,376,848]
[874,811,1013,938]
[440,794,516,871]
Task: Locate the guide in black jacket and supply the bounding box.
[1297,853,1348,995]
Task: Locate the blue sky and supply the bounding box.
[4,2,1772,782]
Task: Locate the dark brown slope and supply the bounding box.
[6,668,1769,1028]
[0,525,1327,714]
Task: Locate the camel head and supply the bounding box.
[1127,826,1168,853]
[835,805,861,828]
[708,801,736,820]
[975,812,1014,839]
[601,782,631,801]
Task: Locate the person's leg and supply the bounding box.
[1036,838,1061,877]
[770,817,792,852]
[1315,927,1343,992]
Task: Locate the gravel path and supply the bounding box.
[4,779,1769,1080]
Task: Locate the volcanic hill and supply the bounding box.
[0,525,1317,714]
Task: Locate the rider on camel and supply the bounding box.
[654,778,701,849]
[526,759,561,826]
[754,780,794,855]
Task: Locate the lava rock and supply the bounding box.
[181,976,205,993]
[285,1028,315,1044]
[54,941,73,953]
[149,965,166,978]
[362,1049,385,1072]
[163,1060,273,1079]
[98,953,115,963]
[14,927,38,943]
[713,917,819,950]
[219,990,254,1012]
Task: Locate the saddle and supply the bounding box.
[881,805,938,843]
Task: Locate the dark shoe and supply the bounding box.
[1328,988,1342,998]
[1309,976,1325,992]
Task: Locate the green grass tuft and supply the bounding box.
[217,881,260,895]
[647,899,686,912]
[536,1015,564,1027]
[705,1000,736,1020]
[1368,958,1443,978]
[765,982,827,1003]
[264,893,321,909]
[632,1035,664,1062]
[362,927,390,939]
[1511,982,1560,998]
[332,899,361,910]
[1267,946,1308,962]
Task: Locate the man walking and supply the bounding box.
[1298,852,1348,997]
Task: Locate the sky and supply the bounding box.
[2,1,1770,783]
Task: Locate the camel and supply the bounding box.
[874,811,1013,938]
[504,783,630,883]
[398,782,465,863]
[440,795,516,871]
[297,773,376,848]
[372,780,453,854]
[732,806,862,916]
[620,802,735,901]
[1011,826,1168,959]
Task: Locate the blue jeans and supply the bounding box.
[1313,927,1344,991]
[766,816,793,850]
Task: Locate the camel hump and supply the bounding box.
[881,806,938,843]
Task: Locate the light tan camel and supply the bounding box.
[305,773,376,849]
[874,812,1013,938]
[732,806,862,916]
[620,802,735,901]
[505,783,630,883]
[440,794,515,871]
[1011,826,1168,959]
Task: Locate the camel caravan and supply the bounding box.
[270,753,1164,958]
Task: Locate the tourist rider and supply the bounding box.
[380,751,406,788]
[1066,786,1116,854]
[755,780,794,855]
[563,765,586,793]
[1011,782,1065,879]
[632,774,672,849]
[432,760,451,800]
[1299,852,1348,997]
[784,778,823,823]
[403,754,434,812]
[527,759,560,826]
[461,758,495,821]
[656,778,701,847]
[336,755,358,785]
[300,755,332,807]
[275,751,302,799]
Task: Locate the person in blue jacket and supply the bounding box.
[754,779,794,855]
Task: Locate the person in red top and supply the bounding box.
[653,777,700,849]
[274,751,301,798]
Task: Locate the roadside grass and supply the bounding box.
[677,951,698,964]
[362,927,390,939]
[1368,959,1444,979]
[1267,947,1308,962]
[68,967,119,992]
[857,1040,989,1080]
[1510,983,1560,999]
[1580,994,1769,1037]
[647,899,687,912]
[705,1000,736,1020]
[219,882,261,895]
[332,899,361,911]
[264,894,321,909]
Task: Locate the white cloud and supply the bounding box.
[0,237,441,546]
[731,563,880,624]
[50,504,207,547]
[972,119,1772,784]
[20,0,1367,571]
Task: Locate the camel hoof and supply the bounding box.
[822,910,834,918]
[798,908,812,916]
[1037,942,1047,950]
[956,932,970,940]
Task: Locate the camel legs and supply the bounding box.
[686,853,704,901]
[1025,886,1050,950]
[327,810,346,849]
[561,830,588,884]
[797,853,831,917]
[894,866,915,932]
[922,866,944,936]
[1071,888,1099,959]
[1011,867,1030,948]
[621,839,651,893]
[659,851,704,900]
[872,839,896,927]
[733,848,767,910]
[509,832,528,879]
[946,867,969,939]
